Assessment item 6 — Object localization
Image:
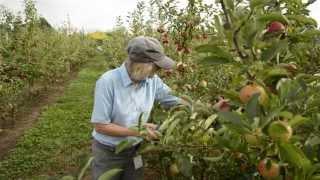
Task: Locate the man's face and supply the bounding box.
[129,62,159,82]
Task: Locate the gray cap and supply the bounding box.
[126,36,175,70]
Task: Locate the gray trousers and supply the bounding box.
[91,139,144,180]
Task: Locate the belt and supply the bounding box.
[93,139,140,153]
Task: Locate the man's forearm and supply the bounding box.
[94,123,140,137]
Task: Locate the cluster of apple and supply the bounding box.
[157,23,209,54]
[239,82,293,178]
[157,26,169,45]
[157,26,192,53]
[174,40,192,54]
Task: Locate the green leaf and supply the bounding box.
[278,79,301,103]
[289,115,309,128]
[195,44,218,53]
[221,89,242,105]
[98,168,123,180]
[307,136,320,146]
[214,133,232,149]
[203,154,224,162]
[214,15,224,37]
[265,68,290,80]
[138,144,160,154]
[311,175,320,180]
[196,44,234,65]
[287,15,317,26]
[115,139,136,154]
[78,157,94,180]
[204,114,218,129]
[258,13,289,24]
[218,112,250,134]
[261,40,288,61]
[206,46,232,58]
[201,55,232,65]
[278,142,312,173]
[159,110,187,131]
[279,111,294,119]
[225,0,234,10]
[177,155,193,177]
[308,164,320,178]
[250,0,271,9]
[261,108,283,128]
[61,176,75,180]
[245,93,260,121]
[289,29,320,43]
[166,118,182,137]
[246,29,259,47]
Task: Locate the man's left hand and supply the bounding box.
[213,97,230,112]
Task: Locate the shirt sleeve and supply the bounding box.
[91,77,113,124]
[155,76,180,108]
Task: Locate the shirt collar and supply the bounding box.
[119,63,149,87]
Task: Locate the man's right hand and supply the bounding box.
[94,122,161,140]
[143,123,158,130]
[142,123,160,140]
[145,127,159,140]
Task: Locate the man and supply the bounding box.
[90,36,228,180]
[90,36,183,180]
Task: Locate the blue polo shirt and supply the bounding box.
[91,63,180,147]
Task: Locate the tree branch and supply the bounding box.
[219,0,231,28]
[232,10,254,59]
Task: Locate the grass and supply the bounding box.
[0,55,109,180]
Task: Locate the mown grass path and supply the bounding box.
[0,56,108,180]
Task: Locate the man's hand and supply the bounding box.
[143,123,158,130]
[145,127,159,140]
[179,97,192,108]
[213,97,230,112]
[142,123,160,141]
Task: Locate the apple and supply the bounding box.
[258,159,280,179]
[169,163,180,176]
[267,21,286,33]
[157,26,165,33]
[162,39,169,44]
[245,134,259,145]
[268,121,292,142]
[240,163,248,172]
[176,44,184,52]
[239,84,268,105]
[183,47,191,54]
[176,62,187,71]
[202,33,208,40]
[199,80,208,88]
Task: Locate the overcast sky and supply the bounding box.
[1,0,320,32]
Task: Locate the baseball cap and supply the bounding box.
[126,36,175,70]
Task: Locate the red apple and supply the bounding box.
[239,84,268,105]
[157,26,165,33]
[267,21,285,33]
[258,159,280,178]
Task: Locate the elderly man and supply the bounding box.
[90,36,183,180]
[90,36,227,180]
